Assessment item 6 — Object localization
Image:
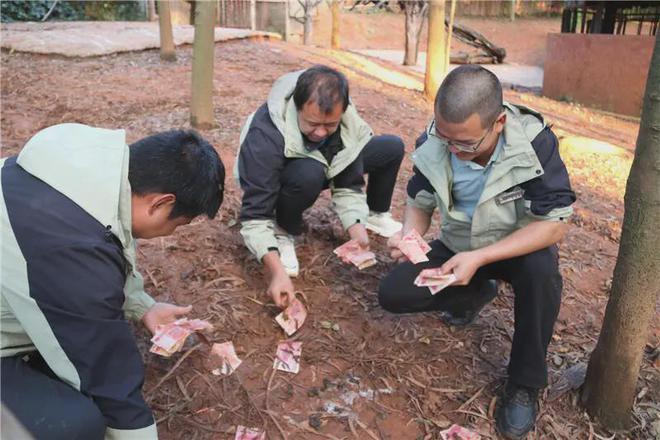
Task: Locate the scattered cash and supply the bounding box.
[440,424,481,440]
[211,341,242,376]
[150,318,213,357]
[414,268,457,294]
[275,297,307,336]
[398,229,431,264]
[234,426,265,440]
[333,239,377,270]
[273,341,302,374]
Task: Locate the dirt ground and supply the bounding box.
[313,11,561,67]
[1,16,658,440]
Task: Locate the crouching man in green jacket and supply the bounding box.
[379,66,576,439]
[236,65,405,309]
[1,124,225,439]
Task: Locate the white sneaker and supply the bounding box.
[275,231,299,277]
[365,211,402,238]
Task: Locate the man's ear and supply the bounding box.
[148,194,176,215]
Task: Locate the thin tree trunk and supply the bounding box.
[157,0,176,61]
[445,0,456,71]
[147,0,156,21]
[581,32,660,430]
[190,0,217,129]
[283,0,290,41]
[250,0,257,30]
[424,0,447,101]
[303,9,313,45]
[403,2,426,66]
[331,0,341,49]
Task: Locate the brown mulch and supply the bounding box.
[1,36,657,440]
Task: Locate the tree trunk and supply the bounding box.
[403,1,427,66]
[581,32,660,430]
[445,0,456,72]
[190,0,217,129]
[331,0,341,49]
[157,0,176,61]
[283,0,290,41]
[424,0,447,101]
[250,0,256,30]
[147,0,156,21]
[303,9,313,45]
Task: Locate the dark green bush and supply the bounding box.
[1,1,145,23]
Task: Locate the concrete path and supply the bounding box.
[0,21,280,57]
[355,49,544,90]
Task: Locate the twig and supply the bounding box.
[41,0,59,21]
[147,343,201,397]
[354,418,379,440]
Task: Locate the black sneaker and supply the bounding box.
[437,280,497,326]
[495,382,539,440]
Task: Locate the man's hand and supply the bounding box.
[142,302,193,335]
[387,230,406,263]
[268,270,294,309]
[347,223,369,249]
[439,251,485,286]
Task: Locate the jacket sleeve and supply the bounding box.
[406,132,437,213]
[330,153,368,229]
[522,127,576,222]
[122,269,156,322]
[238,127,285,260]
[6,243,157,439]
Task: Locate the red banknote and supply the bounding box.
[275,297,307,336]
[414,268,457,294]
[440,424,481,440]
[398,229,431,264]
[210,341,242,376]
[273,341,302,374]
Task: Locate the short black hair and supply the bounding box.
[293,65,350,113]
[128,130,225,219]
[435,65,503,128]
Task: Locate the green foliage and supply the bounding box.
[1,1,145,23]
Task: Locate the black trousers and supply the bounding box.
[378,240,562,389]
[276,135,405,235]
[1,353,106,440]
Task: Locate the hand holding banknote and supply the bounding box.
[439,250,484,285]
[387,230,406,262]
[142,302,193,335]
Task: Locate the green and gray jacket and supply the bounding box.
[234,70,374,260]
[1,124,158,439]
[407,103,575,252]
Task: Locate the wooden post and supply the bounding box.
[190,0,217,129]
[424,0,447,102]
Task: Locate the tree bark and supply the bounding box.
[331,0,341,49]
[581,32,660,430]
[402,1,427,66]
[250,0,257,30]
[146,0,157,21]
[303,8,313,45]
[190,0,217,129]
[445,0,456,71]
[424,0,447,101]
[157,0,176,61]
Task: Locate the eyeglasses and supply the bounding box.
[431,118,498,153]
